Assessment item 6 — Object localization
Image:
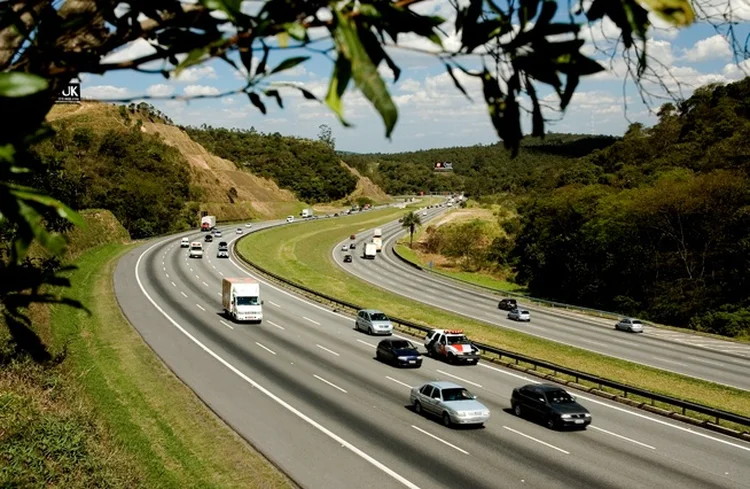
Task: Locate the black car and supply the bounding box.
[349,242,356,249]
[218,241,228,249]
[343,254,353,263]
[204,234,213,242]
[497,298,517,310]
[376,339,422,367]
[511,384,591,430]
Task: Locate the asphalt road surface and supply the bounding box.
[114,219,750,489]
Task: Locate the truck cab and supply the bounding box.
[188,242,203,258]
[424,329,480,365]
[222,278,263,323]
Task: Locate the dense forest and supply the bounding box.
[184,125,358,203]
[344,133,618,196]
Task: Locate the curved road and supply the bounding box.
[114,219,750,489]
[332,208,750,391]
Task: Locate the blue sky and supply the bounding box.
[80,1,750,153]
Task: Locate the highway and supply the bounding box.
[114,219,750,489]
[333,207,750,391]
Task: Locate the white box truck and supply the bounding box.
[363,242,377,259]
[301,208,313,218]
[222,278,263,323]
[372,237,383,252]
[201,215,216,231]
[373,228,383,238]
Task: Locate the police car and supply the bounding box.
[424,329,480,365]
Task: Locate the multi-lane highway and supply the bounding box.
[333,207,750,391]
[114,219,750,489]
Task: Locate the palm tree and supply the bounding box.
[401,211,422,248]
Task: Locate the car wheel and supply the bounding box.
[514,403,522,417]
[442,413,452,427]
[546,416,556,430]
[367,327,373,335]
[376,351,382,361]
[414,401,422,415]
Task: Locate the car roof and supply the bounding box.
[534,384,567,392]
[359,308,385,314]
[426,381,464,390]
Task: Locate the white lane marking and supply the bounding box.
[165,273,169,279]
[269,301,281,308]
[196,275,200,279]
[213,265,217,269]
[503,426,569,454]
[436,370,482,388]
[181,291,188,298]
[303,316,321,325]
[134,243,420,489]
[386,376,412,388]
[219,271,224,276]
[163,267,166,271]
[357,340,376,348]
[171,281,176,287]
[256,342,277,355]
[655,357,689,367]
[589,426,655,449]
[313,374,347,393]
[196,304,206,311]
[202,281,209,287]
[220,320,234,330]
[576,338,608,347]
[267,320,285,330]
[411,426,469,455]
[316,344,340,357]
[692,359,725,367]
[479,363,539,383]
[190,268,193,272]
[218,292,222,296]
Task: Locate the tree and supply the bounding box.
[318,124,335,151]
[401,211,422,247]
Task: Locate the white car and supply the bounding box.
[286,215,294,223]
[341,244,349,251]
[236,228,243,234]
[245,223,252,227]
[180,237,189,248]
[508,309,531,322]
[615,318,644,333]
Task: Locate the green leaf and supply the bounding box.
[248,92,267,114]
[325,55,353,128]
[256,43,270,76]
[15,201,66,257]
[284,22,308,41]
[270,56,310,75]
[200,0,242,18]
[264,89,283,108]
[519,0,541,27]
[333,9,398,138]
[0,72,48,98]
[525,76,544,137]
[174,47,209,77]
[638,0,694,25]
[560,73,579,110]
[10,184,85,228]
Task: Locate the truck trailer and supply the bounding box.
[301,208,313,218]
[363,242,377,259]
[222,278,263,323]
[201,215,216,231]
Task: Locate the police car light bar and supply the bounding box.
[445,329,464,334]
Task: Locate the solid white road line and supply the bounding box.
[386,376,412,389]
[196,304,206,311]
[269,301,281,308]
[411,426,469,455]
[503,426,569,455]
[267,320,285,330]
[181,291,188,298]
[171,281,176,287]
[589,426,656,450]
[190,268,193,272]
[357,340,376,348]
[316,344,340,356]
[163,267,166,271]
[303,316,321,325]
[135,242,420,489]
[256,342,277,355]
[436,370,483,388]
[219,320,234,330]
[213,265,216,269]
[313,374,347,393]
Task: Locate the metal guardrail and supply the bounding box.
[232,236,750,440]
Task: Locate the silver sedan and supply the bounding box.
[410,381,490,427]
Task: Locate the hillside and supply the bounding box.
[339,161,391,203]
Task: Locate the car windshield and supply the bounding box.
[447,335,467,344]
[546,391,575,404]
[237,296,260,306]
[441,388,474,401]
[370,313,388,321]
[390,340,413,349]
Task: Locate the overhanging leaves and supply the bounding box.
[270,56,310,75]
[0,72,48,98]
[325,55,353,128]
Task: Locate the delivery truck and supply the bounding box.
[222,277,263,323]
[201,215,216,231]
[372,237,383,252]
[373,228,383,238]
[301,208,313,218]
[363,242,377,259]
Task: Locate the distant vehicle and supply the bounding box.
[508,308,531,322]
[349,242,356,249]
[497,298,518,310]
[188,242,203,258]
[355,309,393,335]
[511,384,591,430]
[615,318,644,333]
[204,234,213,242]
[350,234,356,240]
[245,223,253,227]
[343,254,352,263]
[236,228,243,234]
[376,339,422,367]
[422,211,427,216]
[286,215,294,223]
[217,247,229,258]
[398,218,403,223]
[301,208,313,218]
[373,228,383,238]
[180,237,189,248]
[362,242,376,259]
[201,215,216,231]
[372,237,383,252]
[213,229,222,237]
[424,329,480,365]
[218,241,228,249]
[410,381,490,427]
[341,244,350,252]
[222,277,263,323]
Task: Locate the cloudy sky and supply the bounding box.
[80,1,750,153]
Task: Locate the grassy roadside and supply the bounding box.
[236,213,750,420]
[1,243,296,488]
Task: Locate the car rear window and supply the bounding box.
[632,320,642,324]
[370,312,389,321]
[390,340,411,349]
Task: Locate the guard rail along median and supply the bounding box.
[233,241,750,441]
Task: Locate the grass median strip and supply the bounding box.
[237,212,750,421]
[2,243,296,488]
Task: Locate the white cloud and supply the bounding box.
[722,58,750,80]
[100,38,158,64]
[693,0,750,22]
[681,34,732,62]
[398,78,421,92]
[172,65,218,82]
[82,85,128,99]
[222,97,236,105]
[146,84,174,97]
[184,85,220,96]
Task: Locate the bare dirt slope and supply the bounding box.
[340,161,391,203]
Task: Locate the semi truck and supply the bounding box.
[301,208,313,218]
[363,242,377,259]
[201,215,216,231]
[222,277,263,323]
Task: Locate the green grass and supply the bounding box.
[1,243,296,488]
[237,214,750,423]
